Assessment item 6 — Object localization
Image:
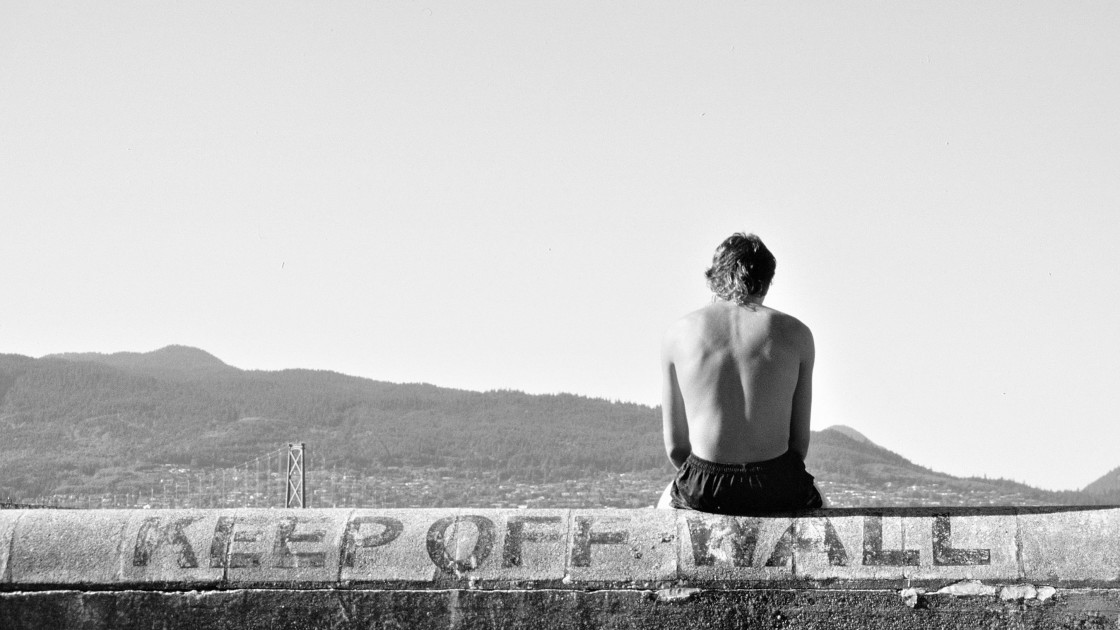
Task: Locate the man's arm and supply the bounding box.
[661,330,691,469]
[787,325,815,461]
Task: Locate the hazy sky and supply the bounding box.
[3,1,1118,491]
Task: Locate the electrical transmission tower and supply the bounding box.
[286,443,306,508]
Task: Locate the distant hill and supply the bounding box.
[808,426,932,482]
[1084,466,1120,495]
[0,347,663,499]
[823,424,872,445]
[1,346,1115,507]
[45,345,235,378]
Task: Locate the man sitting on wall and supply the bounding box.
[658,233,823,513]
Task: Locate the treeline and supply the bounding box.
[1,349,1116,507]
[0,354,665,498]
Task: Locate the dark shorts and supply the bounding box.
[669,450,823,515]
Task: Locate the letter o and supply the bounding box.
[426,515,496,574]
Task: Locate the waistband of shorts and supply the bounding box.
[683,450,802,474]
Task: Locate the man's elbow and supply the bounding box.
[788,437,810,461]
[666,443,691,469]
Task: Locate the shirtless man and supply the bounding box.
[659,233,823,513]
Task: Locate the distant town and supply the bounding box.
[5,464,1091,510]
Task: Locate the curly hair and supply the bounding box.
[705,233,776,303]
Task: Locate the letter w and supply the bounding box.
[686,516,760,567]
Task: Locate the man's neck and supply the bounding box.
[717,294,765,308]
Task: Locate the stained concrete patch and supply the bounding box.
[0,510,21,583]
[565,509,676,583]
[676,513,795,583]
[1019,508,1120,584]
[9,509,131,585]
[340,508,454,583]
[218,509,349,585]
[5,587,1120,630]
[901,514,1018,581]
[0,588,455,630]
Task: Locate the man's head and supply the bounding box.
[705,233,776,304]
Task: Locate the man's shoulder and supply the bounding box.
[767,307,811,333]
[664,304,725,336]
[661,306,716,354]
[767,309,814,357]
[765,307,813,344]
[662,309,698,344]
[664,303,711,327]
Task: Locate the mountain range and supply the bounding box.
[1,345,1116,507]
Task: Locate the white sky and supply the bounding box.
[3,1,1118,491]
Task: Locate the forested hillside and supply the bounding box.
[1,346,1116,507]
[0,347,663,499]
[1084,466,1120,496]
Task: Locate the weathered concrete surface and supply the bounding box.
[1019,509,1120,585]
[565,509,677,585]
[0,509,19,582]
[2,588,1119,630]
[2,506,1120,629]
[5,506,1119,589]
[8,509,132,586]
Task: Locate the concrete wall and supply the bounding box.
[2,506,1119,629]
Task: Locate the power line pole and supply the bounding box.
[286,443,306,508]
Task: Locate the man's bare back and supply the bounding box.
[661,298,814,467]
[659,232,821,513]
